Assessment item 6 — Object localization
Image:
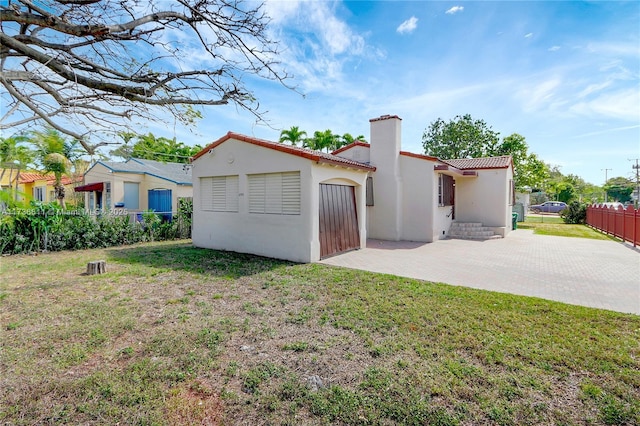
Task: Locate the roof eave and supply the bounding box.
[434,164,478,177]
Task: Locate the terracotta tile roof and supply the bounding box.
[400,151,439,162]
[440,156,513,170]
[18,172,47,183]
[192,132,376,172]
[18,173,79,185]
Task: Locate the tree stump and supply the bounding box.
[87,260,106,275]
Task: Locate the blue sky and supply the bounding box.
[152,0,639,186]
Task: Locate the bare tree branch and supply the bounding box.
[0,0,292,153]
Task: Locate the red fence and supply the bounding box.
[586,204,640,247]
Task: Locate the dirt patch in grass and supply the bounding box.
[1,241,639,425]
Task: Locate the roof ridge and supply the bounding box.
[192,132,376,172]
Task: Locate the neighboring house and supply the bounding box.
[0,168,19,193]
[191,114,514,262]
[16,172,82,205]
[75,158,193,217]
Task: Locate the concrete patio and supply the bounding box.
[320,229,640,315]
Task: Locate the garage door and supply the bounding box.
[319,184,360,259]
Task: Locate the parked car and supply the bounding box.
[529,201,567,214]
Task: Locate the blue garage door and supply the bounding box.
[148,189,172,221]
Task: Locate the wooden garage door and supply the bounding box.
[319,184,360,259]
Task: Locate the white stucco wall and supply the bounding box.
[192,138,368,263]
[368,117,403,240]
[334,145,371,164]
[398,155,436,242]
[454,168,513,235]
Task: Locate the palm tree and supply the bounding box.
[0,135,33,201]
[279,126,307,147]
[342,133,367,145]
[30,129,80,208]
[304,130,340,152]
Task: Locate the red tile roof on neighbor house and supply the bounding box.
[440,156,513,170]
[19,173,78,185]
[192,132,376,172]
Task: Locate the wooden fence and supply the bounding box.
[586,204,639,247]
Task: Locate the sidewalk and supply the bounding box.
[320,230,640,315]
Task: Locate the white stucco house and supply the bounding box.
[191,114,514,262]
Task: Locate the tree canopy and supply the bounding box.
[0,0,290,155]
[278,127,366,152]
[110,133,202,164]
[422,115,547,190]
[604,177,634,203]
[422,114,500,159]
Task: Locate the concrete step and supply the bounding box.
[448,222,503,240]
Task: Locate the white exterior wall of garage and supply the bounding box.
[191,138,369,263]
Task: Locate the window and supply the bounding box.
[366,176,374,206]
[34,186,45,202]
[123,182,139,209]
[438,174,455,206]
[200,175,239,212]
[248,171,300,215]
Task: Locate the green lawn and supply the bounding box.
[519,216,614,240]
[1,241,638,425]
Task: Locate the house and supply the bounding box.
[191,114,514,262]
[16,172,82,205]
[74,158,193,217]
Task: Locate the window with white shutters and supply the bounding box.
[248,171,300,215]
[200,176,238,212]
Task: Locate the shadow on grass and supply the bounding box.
[106,241,295,278]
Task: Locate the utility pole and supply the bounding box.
[630,159,640,207]
[602,168,612,203]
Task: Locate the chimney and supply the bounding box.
[368,114,403,240]
[369,115,402,168]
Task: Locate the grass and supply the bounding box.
[519,215,614,240]
[1,240,639,425]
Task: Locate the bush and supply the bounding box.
[0,200,192,255]
[561,201,587,224]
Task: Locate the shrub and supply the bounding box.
[0,200,190,255]
[561,201,587,224]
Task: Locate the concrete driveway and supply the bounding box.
[320,230,640,315]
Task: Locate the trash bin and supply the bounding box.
[512,212,518,230]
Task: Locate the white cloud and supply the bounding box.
[516,78,562,112]
[570,89,640,122]
[445,6,464,15]
[397,16,418,34]
[524,33,533,38]
[548,46,561,52]
[260,1,379,95]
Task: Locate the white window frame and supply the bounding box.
[34,186,45,202]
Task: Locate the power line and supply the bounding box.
[630,158,639,207]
